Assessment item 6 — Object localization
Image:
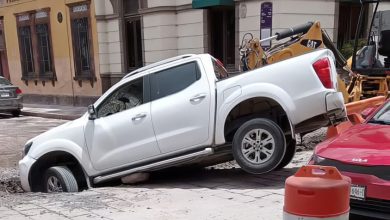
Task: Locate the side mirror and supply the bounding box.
[361,107,376,119]
[88,104,97,120]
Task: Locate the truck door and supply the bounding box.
[150,61,211,153]
[85,76,161,171]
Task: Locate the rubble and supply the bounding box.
[296,128,327,151]
[0,168,23,194]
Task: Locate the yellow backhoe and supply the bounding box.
[239,21,352,103]
[239,0,390,104]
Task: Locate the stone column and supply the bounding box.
[94,0,123,92]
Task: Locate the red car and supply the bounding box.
[310,100,390,220]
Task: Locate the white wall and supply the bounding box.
[147,0,176,7]
[147,0,192,7]
[143,11,178,64]
[177,10,205,55]
[238,0,337,44]
[94,0,114,16]
[378,2,390,11]
[95,0,121,74]
[142,1,205,65]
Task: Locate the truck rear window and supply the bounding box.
[211,58,228,80]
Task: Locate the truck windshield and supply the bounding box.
[211,57,228,80]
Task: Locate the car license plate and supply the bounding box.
[0,92,10,98]
[350,184,366,200]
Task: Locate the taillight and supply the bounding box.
[216,59,224,67]
[16,88,22,95]
[313,57,333,89]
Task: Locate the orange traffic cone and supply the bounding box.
[284,165,351,220]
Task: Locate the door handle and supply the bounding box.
[190,93,207,102]
[132,113,147,121]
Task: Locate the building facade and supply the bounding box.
[0,0,388,105]
[0,0,101,105]
[95,0,364,91]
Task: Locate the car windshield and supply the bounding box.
[368,102,390,125]
[0,77,11,86]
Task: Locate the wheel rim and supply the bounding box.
[241,128,275,164]
[47,176,63,193]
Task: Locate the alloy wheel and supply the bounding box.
[47,176,63,193]
[241,128,275,164]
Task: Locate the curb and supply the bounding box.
[21,111,81,120]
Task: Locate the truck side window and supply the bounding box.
[150,62,200,100]
[97,77,144,117]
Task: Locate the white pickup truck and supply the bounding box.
[19,49,346,192]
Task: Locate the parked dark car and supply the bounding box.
[0,76,23,117]
[310,99,390,220]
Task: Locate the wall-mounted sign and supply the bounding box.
[35,11,48,19]
[260,2,272,50]
[18,14,29,22]
[72,4,88,13]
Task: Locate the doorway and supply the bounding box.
[125,17,143,71]
[337,2,369,49]
[122,0,145,72]
[0,17,9,80]
[208,7,235,70]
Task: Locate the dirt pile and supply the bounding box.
[0,168,24,193]
[296,128,327,151]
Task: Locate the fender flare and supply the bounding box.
[28,139,94,181]
[29,139,84,162]
[215,83,297,144]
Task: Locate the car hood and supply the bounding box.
[26,115,87,159]
[31,119,75,140]
[316,123,390,166]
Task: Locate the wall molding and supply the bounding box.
[23,94,98,106]
[138,4,193,15]
[95,13,119,21]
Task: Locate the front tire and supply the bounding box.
[232,118,286,174]
[43,166,78,193]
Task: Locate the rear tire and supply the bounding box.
[232,118,286,174]
[11,110,20,117]
[43,166,78,193]
[275,137,296,170]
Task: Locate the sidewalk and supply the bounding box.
[21,104,86,120]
